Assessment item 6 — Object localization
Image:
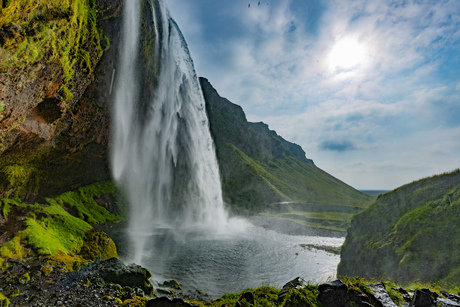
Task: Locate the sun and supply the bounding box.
[328,37,367,74]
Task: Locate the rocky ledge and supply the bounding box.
[3,263,460,307]
[0,256,154,306]
[313,279,460,307]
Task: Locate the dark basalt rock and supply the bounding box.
[236,291,255,306]
[409,289,438,307]
[347,289,373,307]
[146,296,197,307]
[92,257,154,296]
[318,279,348,307]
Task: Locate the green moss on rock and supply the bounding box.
[0,292,9,307]
[19,208,92,255]
[339,169,460,286]
[0,181,120,271]
[80,231,118,261]
[0,0,104,100]
[47,181,117,224]
[0,236,27,267]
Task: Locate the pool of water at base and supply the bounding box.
[117,217,344,298]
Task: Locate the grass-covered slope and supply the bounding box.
[338,169,460,285]
[200,77,373,232]
[0,0,104,100]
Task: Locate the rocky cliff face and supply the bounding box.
[338,169,460,285]
[0,0,123,200]
[201,77,311,164]
[201,77,373,222]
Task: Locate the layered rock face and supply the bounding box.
[0,0,123,200]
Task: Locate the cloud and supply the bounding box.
[318,140,358,152]
[165,0,460,189]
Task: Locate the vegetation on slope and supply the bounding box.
[338,169,460,285]
[0,181,120,271]
[200,77,373,232]
[0,0,116,200]
[187,276,459,307]
[0,0,105,100]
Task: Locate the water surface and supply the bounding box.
[126,217,344,298]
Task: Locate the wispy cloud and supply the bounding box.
[167,0,460,189]
[318,140,358,152]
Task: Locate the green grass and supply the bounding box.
[0,292,10,307]
[260,212,352,232]
[218,143,374,231]
[205,286,280,307]
[281,284,320,307]
[230,146,373,208]
[188,277,457,307]
[0,181,119,269]
[339,169,460,286]
[203,80,374,224]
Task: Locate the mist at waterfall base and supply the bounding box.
[110,0,343,298]
[130,218,343,297]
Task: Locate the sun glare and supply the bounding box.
[328,38,367,74]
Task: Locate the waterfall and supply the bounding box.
[111,0,228,265]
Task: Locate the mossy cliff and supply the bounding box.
[338,169,460,285]
[200,77,373,232]
[0,181,120,270]
[0,1,130,302]
[0,0,123,200]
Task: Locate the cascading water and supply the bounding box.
[111,0,228,265]
[110,0,343,295]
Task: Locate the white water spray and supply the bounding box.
[111,0,228,265]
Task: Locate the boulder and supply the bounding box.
[369,282,398,307]
[409,289,438,307]
[92,258,154,296]
[347,289,374,307]
[318,280,348,307]
[237,291,255,306]
[278,277,308,302]
[146,296,196,307]
[79,231,118,261]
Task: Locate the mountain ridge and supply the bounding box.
[200,77,373,230]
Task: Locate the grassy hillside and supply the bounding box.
[200,77,373,232]
[338,169,460,285]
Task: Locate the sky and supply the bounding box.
[166,0,460,190]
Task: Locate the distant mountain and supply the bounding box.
[200,77,373,232]
[338,169,460,284]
